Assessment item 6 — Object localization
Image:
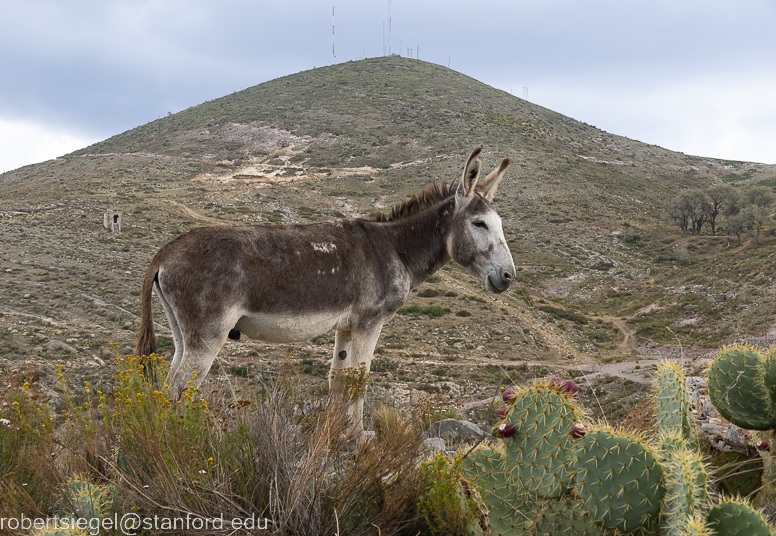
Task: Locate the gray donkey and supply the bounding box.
[135,147,515,430]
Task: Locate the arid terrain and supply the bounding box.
[2,56,776,426]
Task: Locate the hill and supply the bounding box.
[2,56,776,414]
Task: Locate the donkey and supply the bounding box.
[135,146,516,430]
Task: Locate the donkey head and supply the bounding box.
[447,147,516,293]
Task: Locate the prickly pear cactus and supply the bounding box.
[525,496,612,536]
[706,498,772,536]
[497,381,585,499]
[461,446,534,536]
[571,426,664,534]
[660,440,708,536]
[708,346,776,430]
[32,529,91,536]
[655,360,691,440]
[683,515,713,536]
[61,479,104,524]
[763,348,776,414]
[711,451,764,498]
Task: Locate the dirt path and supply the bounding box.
[165,200,225,225]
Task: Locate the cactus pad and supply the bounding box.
[461,446,534,536]
[571,427,664,533]
[655,360,691,440]
[706,498,772,536]
[708,346,775,430]
[500,382,584,498]
[711,451,764,499]
[660,442,708,536]
[525,496,610,536]
[61,479,104,524]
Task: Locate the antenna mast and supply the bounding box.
[332,7,336,59]
[388,0,391,55]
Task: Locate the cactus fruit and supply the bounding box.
[561,379,578,395]
[659,440,708,536]
[495,422,516,438]
[460,446,534,536]
[706,498,772,536]
[499,381,585,499]
[571,426,664,533]
[655,360,692,440]
[756,439,770,452]
[496,405,507,419]
[571,423,587,439]
[708,346,776,430]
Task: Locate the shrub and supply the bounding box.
[0,363,58,516]
[417,453,481,536]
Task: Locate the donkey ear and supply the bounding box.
[459,146,482,197]
[477,157,510,202]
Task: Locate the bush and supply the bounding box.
[418,288,440,297]
[3,354,433,534]
[372,356,399,372]
[0,363,58,516]
[537,305,589,325]
[417,453,481,535]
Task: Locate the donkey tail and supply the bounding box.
[134,263,159,357]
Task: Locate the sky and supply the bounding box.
[1,0,775,174]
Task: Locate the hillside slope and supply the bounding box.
[2,56,776,408]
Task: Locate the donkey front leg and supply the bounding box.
[329,327,382,433]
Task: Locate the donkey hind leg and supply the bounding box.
[329,327,382,433]
[154,279,184,371]
[166,312,237,399]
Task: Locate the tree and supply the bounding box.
[725,206,754,246]
[667,194,691,234]
[705,184,736,235]
[686,189,710,235]
[743,186,775,241]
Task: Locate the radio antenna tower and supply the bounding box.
[388,0,391,55]
[332,7,336,59]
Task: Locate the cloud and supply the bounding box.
[0,118,95,174]
[0,0,774,170]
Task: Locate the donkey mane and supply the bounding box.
[366,180,459,222]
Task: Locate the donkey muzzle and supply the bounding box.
[486,267,515,293]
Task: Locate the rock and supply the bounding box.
[423,437,446,453]
[46,340,77,354]
[725,423,748,448]
[422,418,487,442]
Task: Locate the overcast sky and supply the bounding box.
[1,0,775,174]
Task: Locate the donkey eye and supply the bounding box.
[473,220,488,230]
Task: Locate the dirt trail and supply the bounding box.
[165,200,225,225]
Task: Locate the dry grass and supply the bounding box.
[0,354,432,535]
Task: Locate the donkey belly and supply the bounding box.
[234,310,350,343]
